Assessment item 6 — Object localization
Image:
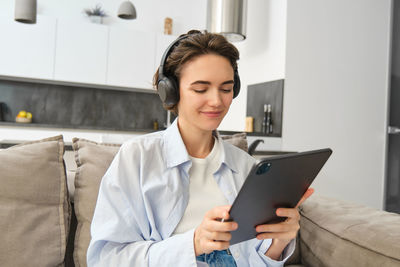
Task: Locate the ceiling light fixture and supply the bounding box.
[15,0,37,24]
[207,0,247,42]
[117,1,137,20]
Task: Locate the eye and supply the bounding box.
[191,85,208,93]
[220,88,233,93]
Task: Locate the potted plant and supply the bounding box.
[84,4,107,24]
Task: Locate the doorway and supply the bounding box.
[385,0,400,213]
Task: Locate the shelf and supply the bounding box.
[218,130,281,137]
[0,121,158,133]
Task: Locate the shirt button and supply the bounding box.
[227,191,233,195]
[234,251,240,259]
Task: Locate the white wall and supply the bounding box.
[219,0,287,131]
[0,0,206,35]
[283,0,392,209]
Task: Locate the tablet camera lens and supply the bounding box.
[256,163,271,175]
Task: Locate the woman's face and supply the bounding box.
[177,53,234,133]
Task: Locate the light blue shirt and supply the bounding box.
[87,119,295,267]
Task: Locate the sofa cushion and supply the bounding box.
[0,135,70,267]
[221,132,248,152]
[72,138,120,267]
[299,194,400,267]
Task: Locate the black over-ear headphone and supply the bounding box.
[157,34,241,107]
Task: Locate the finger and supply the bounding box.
[203,240,230,253]
[256,220,300,233]
[255,223,294,233]
[205,205,232,220]
[256,231,297,241]
[256,222,300,233]
[295,188,314,208]
[205,231,232,242]
[276,208,300,220]
[205,219,238,233]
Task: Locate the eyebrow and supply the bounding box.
[190,80,234,86]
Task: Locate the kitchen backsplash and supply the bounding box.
[0,79,167,131]
[246,79,284,136]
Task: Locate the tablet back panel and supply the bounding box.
[229,148,332,245]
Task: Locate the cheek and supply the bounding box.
[223,94,233,107]
[178,94,203,112]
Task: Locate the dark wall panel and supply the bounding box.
[0,80,166,131]
[246,79,283,136]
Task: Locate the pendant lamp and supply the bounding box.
[15,0,37,24]
[207,0,247,42]
[117,1,137,20]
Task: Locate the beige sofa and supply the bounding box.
[0,135,399,267]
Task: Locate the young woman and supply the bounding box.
[87,30,313,267]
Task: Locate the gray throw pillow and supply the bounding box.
[221,132,248,152]
[72,138,120,267]
[0,135,70,267]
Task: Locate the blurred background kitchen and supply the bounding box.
[0,0,398,213]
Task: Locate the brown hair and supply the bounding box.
[153,30,240,114]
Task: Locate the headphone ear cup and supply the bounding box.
[157,76,179,106]
[233,71,241,98]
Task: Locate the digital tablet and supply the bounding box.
[228,148,332,245]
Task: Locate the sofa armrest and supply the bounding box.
[297,195,400,267]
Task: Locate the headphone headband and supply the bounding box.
[157,33,241,107]
[158,35,189,80]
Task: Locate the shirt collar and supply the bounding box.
[163,118,239,173]
[163,118,190,168]
[217,132,239,173]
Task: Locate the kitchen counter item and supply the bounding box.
[0,103,5,121]
[15,117,32,123]
[245,116,254,132]
[248,139,263,155]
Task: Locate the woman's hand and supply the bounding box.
[194,205,238,256]
[256,188,314,260]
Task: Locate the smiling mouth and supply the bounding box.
[201,111,223,118]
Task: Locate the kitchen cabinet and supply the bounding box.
[54,19,108,85]
[0,16,177,91]
[107,28,156,90]
[0,16,56,80]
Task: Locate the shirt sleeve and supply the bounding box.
[86,147,198,267]
[256,238,296,266]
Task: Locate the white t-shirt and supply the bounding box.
[173,138,229,235]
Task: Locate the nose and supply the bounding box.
[207,88,223,107]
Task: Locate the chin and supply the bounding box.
[201,119,223,131]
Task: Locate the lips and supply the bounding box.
[201,111,223,118]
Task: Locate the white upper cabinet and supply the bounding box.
[107,28,156,90]
[154,34,178,73]
[0,16,176,90]
[54,19,108,85]
[0,16,56,80]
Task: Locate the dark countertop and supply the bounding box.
[0,121,281,137]
[219,130,281,137]
[0,121,157,133]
